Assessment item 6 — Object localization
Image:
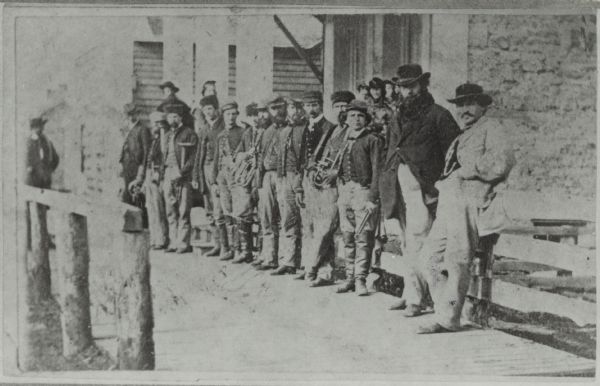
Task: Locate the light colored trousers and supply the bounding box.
[276,173,302,268]
[300,178,338,280]
[419,175,480,330]
[163,167,192,250]
[144,177,168,247]
[396,164,435,308]
[258,171,280,265]
[338,181,377,280]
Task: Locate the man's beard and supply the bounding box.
[400,93,421,111]
[272,113,287,126]
[288,113,306,126]
[257,116,272,129]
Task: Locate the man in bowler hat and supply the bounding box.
[158,81,193,128]
[381,64,461,314]
[415,83,515,333]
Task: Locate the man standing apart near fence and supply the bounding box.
[144,112,169,250]
[299,90,355,286]
[193,95,223,256]
[162,104,198,253]
[336,100,384,296]
[25,117,60,189]
[381,64,461,314]
[415,83,515,333]
[255,96,287,271]
[211,100,253,262]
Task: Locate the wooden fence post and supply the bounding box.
[18,201,34,371]
[115,230,154,370]
[55,212,93,356]
[28,202,52,303]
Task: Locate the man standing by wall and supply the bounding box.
[300,90,355,286]
[211,100,253,262]
[416,83,515,333]
[25,117,60,189]
[193,95,223,256]
[255,96,287,271]
[162,104,198,253]
[381,64,460,314]
[119,103,151,211]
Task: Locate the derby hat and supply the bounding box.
[331,90,355,105]
[284,96,303,107]
[30,117,47,128]
[396,64,431,87]
[221,99,239,112]
[159,81,180,93]
[301,91,322,103]
[447,83,492,106]
[200,95,219,109]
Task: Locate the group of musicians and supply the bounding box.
[117,63,516,334]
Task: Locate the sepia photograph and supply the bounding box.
[0,1,597,383]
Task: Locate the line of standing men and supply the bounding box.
[118,62,515,334]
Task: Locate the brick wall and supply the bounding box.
[468,15,596,198]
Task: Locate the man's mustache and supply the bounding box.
[461,112,474,118]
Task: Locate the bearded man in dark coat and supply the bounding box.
[380,64,461,314]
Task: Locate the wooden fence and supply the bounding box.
[18,185,154,370]
[378,204,596,327]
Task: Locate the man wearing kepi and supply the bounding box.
[162,104,198,253]
[416,83,515,334]
[255,96,287,271]
[381,64,460,314]
[336,100,384,296]
[145,111,169,250]
[300,90,354,286]
[211,100,253,262]
[269,97,308,275]
[193,94,223,257]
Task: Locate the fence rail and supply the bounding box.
[18,185,154,370]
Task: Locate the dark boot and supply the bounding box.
[205,224,221,256]
[233,221,254,264]
[218,224,233,261]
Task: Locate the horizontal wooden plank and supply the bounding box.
[20,185,143,232]
[492,279,596,327]
[273,79,321,86]
[501,275,596,293]
[273,62,323,72]
[494,234,595,275]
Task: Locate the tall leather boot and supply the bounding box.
[233,221,254,264]
[205,224,221,256]
[218,223,234,261]
[336,232,356,293]
[354,231,374,296]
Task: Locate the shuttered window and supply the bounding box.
[228,45,236,97]
[273,44,322,97]
[133,41,164,122]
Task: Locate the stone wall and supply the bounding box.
[468,14,596,198]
